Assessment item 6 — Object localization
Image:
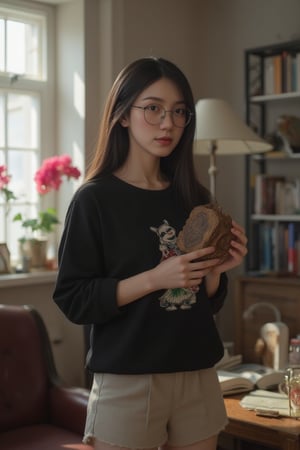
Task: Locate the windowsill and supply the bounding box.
[0,270,57,287]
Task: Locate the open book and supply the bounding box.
[217,363,285,396]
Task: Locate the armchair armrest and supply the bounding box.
[50,385,90,434]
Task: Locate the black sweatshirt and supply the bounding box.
[53,174,228,374]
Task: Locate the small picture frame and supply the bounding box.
[0,243,12,274]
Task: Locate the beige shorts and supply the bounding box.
[83,368,228,448]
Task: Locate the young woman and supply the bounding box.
[53,57,247,450]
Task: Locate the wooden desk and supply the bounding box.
[219,395,300,450]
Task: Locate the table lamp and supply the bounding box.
[194,98,273,197]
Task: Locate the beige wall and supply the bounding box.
[57,0,300,341]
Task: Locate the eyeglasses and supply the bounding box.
[131,104,193,128]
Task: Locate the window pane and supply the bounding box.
[8,150,38,202]
[0,19,4,72]
[7,20,25,74]
[0,93,4,146]
[7,19,40,77]
[7,93,39,149]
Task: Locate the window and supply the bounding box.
[0,1,54,263]
[0,6,46,79]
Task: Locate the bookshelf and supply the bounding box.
[245,40,300,276]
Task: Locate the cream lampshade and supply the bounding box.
[194,98,273,197]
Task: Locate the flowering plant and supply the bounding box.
[34,154,81,195]
[0,165,16,203]
[13,154,81,237]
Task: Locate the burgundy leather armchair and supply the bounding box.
[0,304,93,450]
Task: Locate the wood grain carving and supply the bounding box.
[177,203,233,261]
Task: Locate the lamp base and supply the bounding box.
[208,140,217,198]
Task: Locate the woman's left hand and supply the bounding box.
[210,220,248,275]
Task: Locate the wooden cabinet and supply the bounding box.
[0,271,86,387]
[234,276,300,363]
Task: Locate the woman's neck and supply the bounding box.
[114,163,169,190]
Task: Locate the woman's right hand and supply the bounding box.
[117,247,220,307]
[149,247,220,291]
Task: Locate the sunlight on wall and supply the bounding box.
[73,71,85,119]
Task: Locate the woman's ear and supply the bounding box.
[120,115,129,127]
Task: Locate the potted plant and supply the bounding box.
[12,154,81,269]
[13,208,60,268]
[14,208,60,236]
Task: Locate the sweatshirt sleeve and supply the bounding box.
[53,187,122,325]
[207,272,228,315]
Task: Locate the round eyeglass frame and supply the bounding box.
[131,105,193,128]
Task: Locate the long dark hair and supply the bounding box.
[85,56,211,210]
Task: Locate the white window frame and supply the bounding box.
[0,0,55,264]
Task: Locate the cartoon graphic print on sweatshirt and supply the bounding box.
[150,220,197,311]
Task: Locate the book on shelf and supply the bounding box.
[254,174,286,215]
[254,175,300,216]
[264,56,275,95]
[217,363,285,396]
[288,222,298,274]
[276,223,288,272]
[282,51,293,93]
[291,53,297,91]
[297,52,300,91]
[263,51,300,95]
[273,54,282,94]
[257,222,273,272]
[276,180,300,215]
[253,221,300,274]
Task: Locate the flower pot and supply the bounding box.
[20,238,48,269]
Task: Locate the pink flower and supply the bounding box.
[0,165,11,189]
[0,165,15,202]
[34,154,81,194]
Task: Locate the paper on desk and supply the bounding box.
[240,389,290,417]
